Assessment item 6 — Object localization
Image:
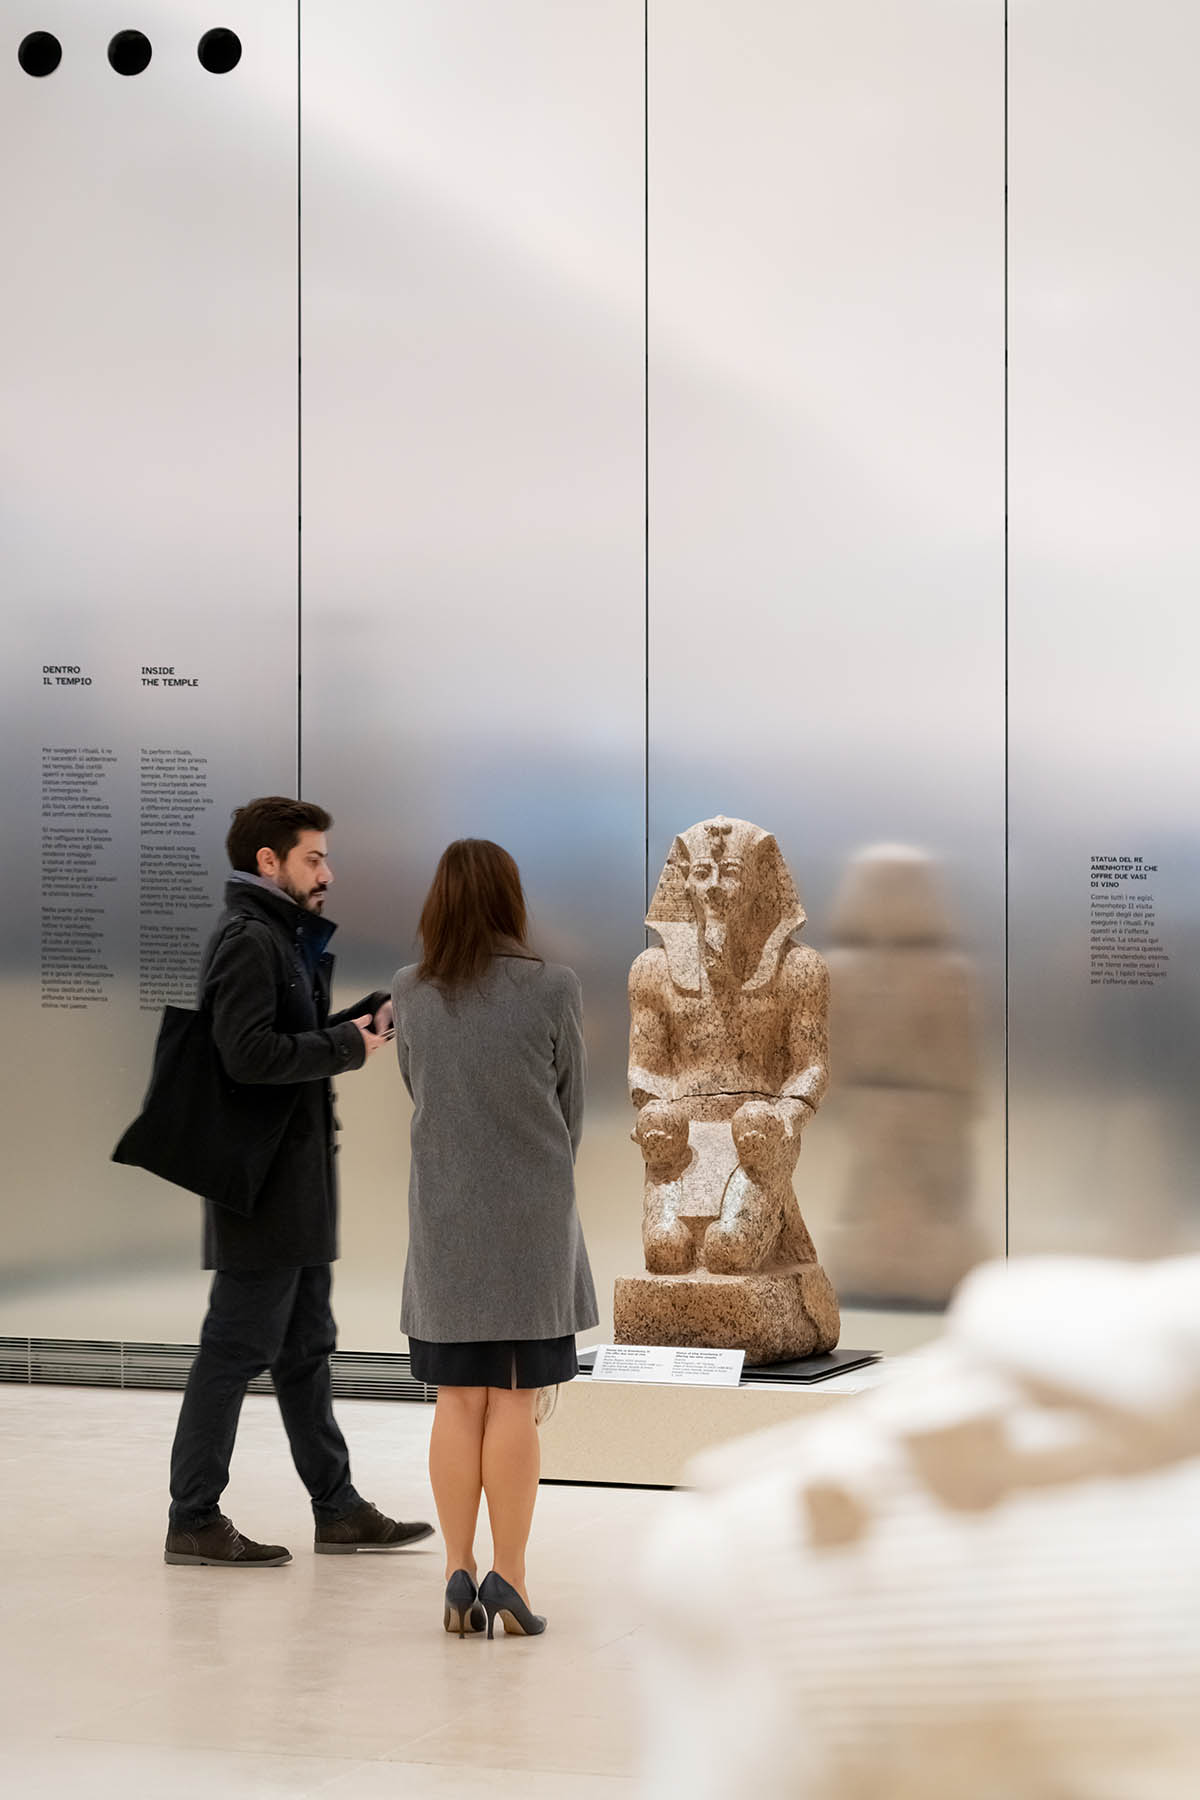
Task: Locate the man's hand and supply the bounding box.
[352,1016,389,1059]
[372,998,395,1040]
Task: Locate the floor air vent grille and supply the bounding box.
[0,1337,32,1381]
[0,1338,434,1402]
[31,1338,124,1387]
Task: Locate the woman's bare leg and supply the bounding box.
[481,1385,541,1599]
[428,1385,488,1579]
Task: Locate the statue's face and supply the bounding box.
[685,851,749,928]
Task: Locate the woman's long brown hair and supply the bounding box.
[416,838,534,990]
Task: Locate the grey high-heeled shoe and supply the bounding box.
[478,1570,547,1638]
[443,1569,486,1637]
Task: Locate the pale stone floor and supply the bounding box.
[0,1384,673,1798]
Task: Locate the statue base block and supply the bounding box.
[612,1263,841,1366]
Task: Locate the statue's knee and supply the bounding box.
[702,1219,753,1274]
[645,1216,694,1273]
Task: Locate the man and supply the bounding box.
[165,795,431,1567]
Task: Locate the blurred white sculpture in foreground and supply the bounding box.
[636,1257,1200,1800]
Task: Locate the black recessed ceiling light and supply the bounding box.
[108,30,153,76]
[18,31,63,77]
[198,28,242,74]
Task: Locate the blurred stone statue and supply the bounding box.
[635,1254,1200,1799]
[823,845,986,1308]
[613,817,840,1364]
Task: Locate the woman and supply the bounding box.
[392,838,597,1639]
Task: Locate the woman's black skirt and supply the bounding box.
[408,1334,578,1389]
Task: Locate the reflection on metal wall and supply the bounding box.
[1008,1,1200,1257]
[299,0,646,1346]
[647,0,1007,1319]
[7,4,1197,1357]
[823,847,985,1308]
[0,2,298,1336]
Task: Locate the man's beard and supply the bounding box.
[279,874,327,911]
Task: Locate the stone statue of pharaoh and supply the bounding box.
[628,817,831,1282]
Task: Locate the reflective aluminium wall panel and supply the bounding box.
[301,2,645,1347]
[648,2,1006,1344]
[1008,3,1200,1257]
[0,3,298,1337]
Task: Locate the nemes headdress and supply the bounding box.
[646,816,807,993]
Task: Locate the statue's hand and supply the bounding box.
[633,1100,689,1176]
[732,1099,786,1150]
[732,1100,804,1176]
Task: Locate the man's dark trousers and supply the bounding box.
[169,1265,363,1529]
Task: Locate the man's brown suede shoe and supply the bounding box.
[314,1499,434,1554]
[164,1513,291,1567]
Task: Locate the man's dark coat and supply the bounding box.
[199,879,386,1271]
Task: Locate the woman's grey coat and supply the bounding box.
[392,956,598,1343]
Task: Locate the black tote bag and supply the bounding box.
[112,1005,295,1216]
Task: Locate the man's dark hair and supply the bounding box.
[226,797,333,874]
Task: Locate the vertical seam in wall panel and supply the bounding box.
[296,1,304,794]
[643,0,650,926]
[1003,0,1010,1259]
